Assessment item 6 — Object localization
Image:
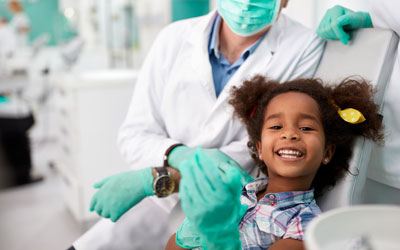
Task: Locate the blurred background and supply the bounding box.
[0,0,370,249]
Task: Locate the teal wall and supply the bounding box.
[171,0,210,22]
[0,0,76,46]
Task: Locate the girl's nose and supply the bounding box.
[281,129,299,141]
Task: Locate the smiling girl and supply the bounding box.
[168,75,384,250]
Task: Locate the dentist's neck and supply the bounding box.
[219,20,269,64]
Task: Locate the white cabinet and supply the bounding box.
[52,70,137,222]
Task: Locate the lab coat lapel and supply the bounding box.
[187,10,218,100]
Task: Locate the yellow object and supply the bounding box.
[338,108,366,124]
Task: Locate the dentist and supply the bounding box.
[71,1,325,249]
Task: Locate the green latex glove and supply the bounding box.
[316,5,372,45]
[168,145,196,169]
[169,145,253,186]
[179,148,248,250]
[90,167,154,222]
[176,217,201,249]
[175,147,253,249]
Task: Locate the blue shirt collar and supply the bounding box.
[208,15,222,58]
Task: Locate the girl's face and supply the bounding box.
[257,92,334,183]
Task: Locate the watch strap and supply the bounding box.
[155,166,169,176]
[163,143,184,167]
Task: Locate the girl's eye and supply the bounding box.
[269,126,282,130]
[300,127,313,131]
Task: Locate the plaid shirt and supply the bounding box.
[239,178,321,250]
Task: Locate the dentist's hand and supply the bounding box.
[173,147,253,248]
[179,148,247,250]
[317,5,372,45]
[169,145,254,185]
[90,167,154,222]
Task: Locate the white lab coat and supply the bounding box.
[367,0,400,189]
[0,24,16,57]
[74,10,325,250]
[9,12,30,48]
[0,24,16,76]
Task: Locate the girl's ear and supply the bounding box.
[322,144,336,165]
[256,141,263,160]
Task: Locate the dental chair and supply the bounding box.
[313,28,399,211]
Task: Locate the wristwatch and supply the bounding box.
[153,143,183,197]
[153,167,175,198]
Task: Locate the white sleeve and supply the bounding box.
[289,35,326,79]
[118,27,180,170]
[369,0,400,36]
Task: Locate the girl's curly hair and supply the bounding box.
[229,75,384,197]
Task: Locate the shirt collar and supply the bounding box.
[208,14,268,61]
[208,14,222,58]
[243,178,315,208]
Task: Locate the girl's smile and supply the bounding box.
[276,147,304,161]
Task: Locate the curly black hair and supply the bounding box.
[229,75,384,197]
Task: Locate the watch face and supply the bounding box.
[154,175,175,197]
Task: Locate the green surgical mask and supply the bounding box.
[218,0,281,37]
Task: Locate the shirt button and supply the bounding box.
[268,194,275,199]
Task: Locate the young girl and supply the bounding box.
[167,76,384,250]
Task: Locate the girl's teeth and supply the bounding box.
[278,149,302,156]
[280,154,299,159]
